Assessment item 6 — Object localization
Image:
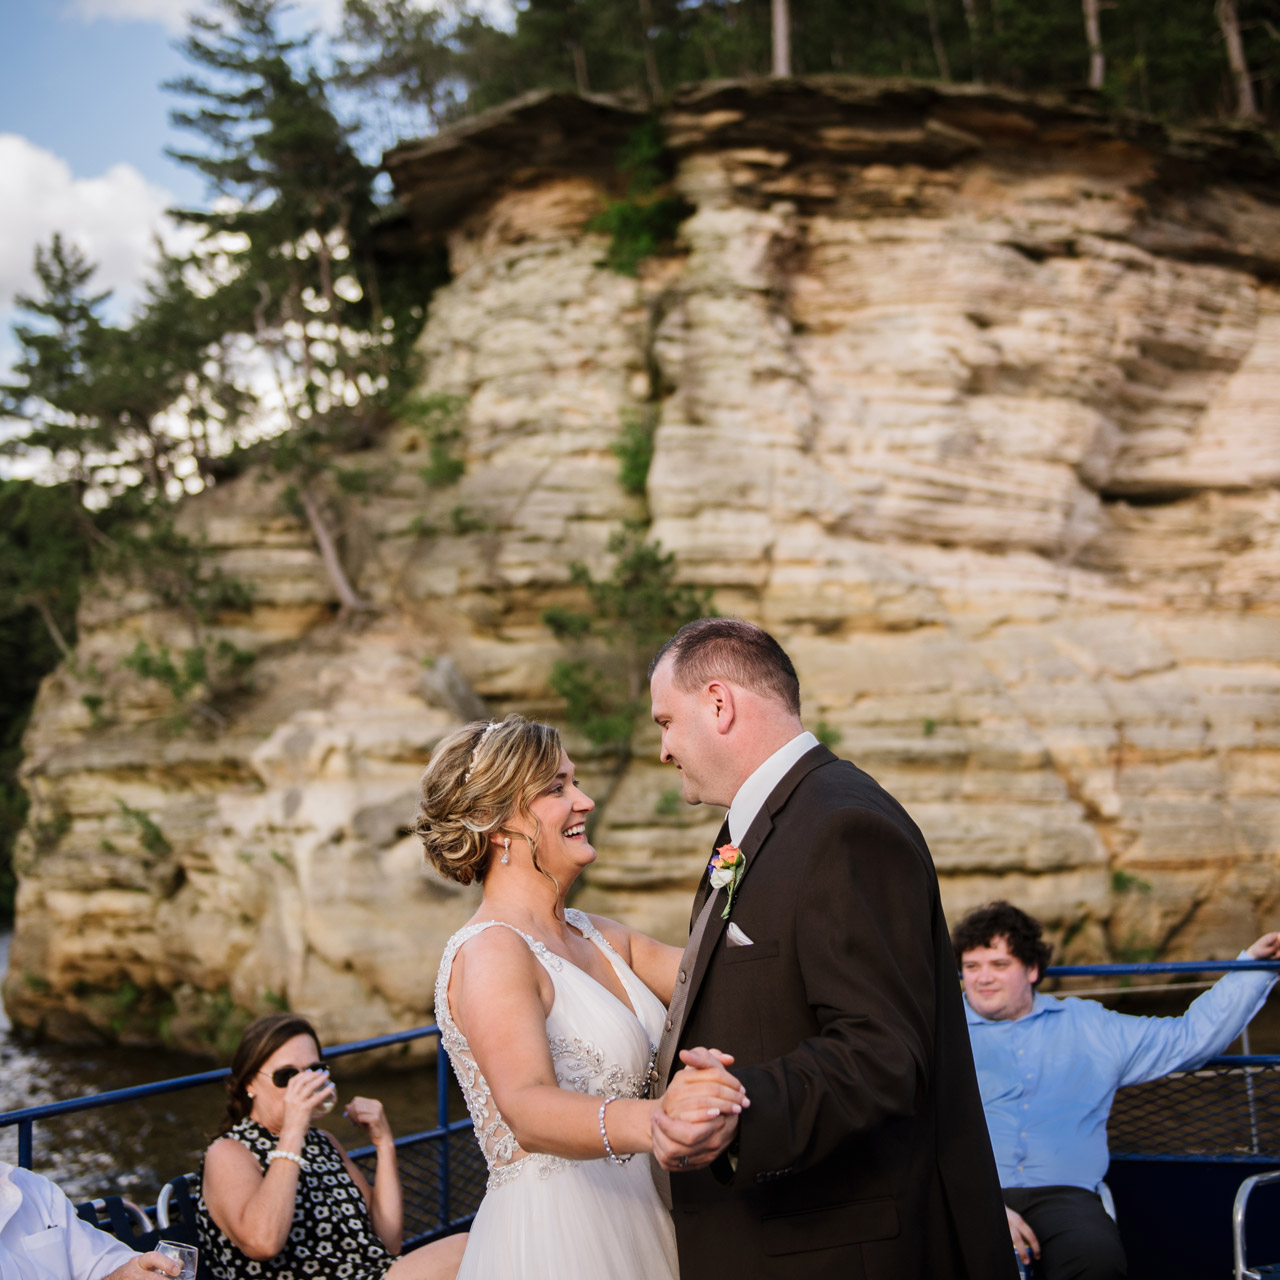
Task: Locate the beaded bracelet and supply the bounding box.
[266,1148,310,1171]
[598,1096,632,1166]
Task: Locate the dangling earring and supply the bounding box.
[501,837,510,865]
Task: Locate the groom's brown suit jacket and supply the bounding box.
[663,745,1015,1279]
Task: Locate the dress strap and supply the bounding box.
[565,907,623,962]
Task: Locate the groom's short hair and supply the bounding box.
[650,617,801,715]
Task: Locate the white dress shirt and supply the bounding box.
[0,1160,136,1280]
[726,731,820,846]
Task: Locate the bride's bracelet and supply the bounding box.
[598,1096,632,1166]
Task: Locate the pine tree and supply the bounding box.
[0,235,117,505]
[1,235,246,509]
[336,0,463,141]
[167,0,438,613]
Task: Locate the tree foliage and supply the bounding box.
[340,0,1280,126]
[0,480,93,919]
[165,0,445,611]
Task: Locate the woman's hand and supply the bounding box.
[279,1067,335,1138]
[662,1046,749,1123]
[345,1095,394,1146]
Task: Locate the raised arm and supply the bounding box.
[332,1097,403,1256]
[1114,930,1278,1087]
[201,1070,334,1259]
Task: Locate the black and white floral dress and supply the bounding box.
[196,1118,394,1280]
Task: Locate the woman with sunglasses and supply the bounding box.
[196,1013,466,1280]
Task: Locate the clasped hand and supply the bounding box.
[344,1095,392,1145]
[651,1047,749,1172]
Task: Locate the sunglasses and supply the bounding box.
[262,1062,326,1088]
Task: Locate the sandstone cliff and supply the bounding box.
[6,79,1279,1049]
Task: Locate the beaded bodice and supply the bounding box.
[435,908,665,1190]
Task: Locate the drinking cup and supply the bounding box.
[156,1240,198,1280]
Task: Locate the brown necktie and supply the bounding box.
[649,889,720,1208]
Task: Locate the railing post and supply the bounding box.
[18,1118,33,1169]
[436,1031,451,1231]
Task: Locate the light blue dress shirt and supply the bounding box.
[966,957,1276,1191]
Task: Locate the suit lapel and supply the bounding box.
[688,818,730,930]
[677,744,835,1040]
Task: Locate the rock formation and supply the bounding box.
[6,79,1279,1049]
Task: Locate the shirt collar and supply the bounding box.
[964,990,1065,1025]
[727,731,819,846]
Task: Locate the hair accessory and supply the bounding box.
[266,1148,310,1171]
[501,837,510,865]
[598,1096,632,1166]
[464,721,500,782]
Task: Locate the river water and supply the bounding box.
[0,931,446,1203]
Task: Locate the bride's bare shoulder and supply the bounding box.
[452,919,539,969]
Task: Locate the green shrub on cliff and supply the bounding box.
[544,523,713,752]
[589,119,693,277]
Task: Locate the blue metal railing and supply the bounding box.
[3,959,1279,1228]
[0,1024,477,1242]
[1046,960,1280,977]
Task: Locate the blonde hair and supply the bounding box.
[412,715,563,886]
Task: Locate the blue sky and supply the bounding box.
[1,1,235,357]
[1,2,203,209]
[1,0,514,394]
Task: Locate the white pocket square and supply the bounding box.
[726,922,754,947]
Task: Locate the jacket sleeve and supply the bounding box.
[728,805,938,1182]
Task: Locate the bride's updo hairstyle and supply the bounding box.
[413,715,563,886]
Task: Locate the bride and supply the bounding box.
[413,716,747,1279]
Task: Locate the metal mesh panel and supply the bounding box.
[352,1129,485,1242]
[1110,1063,1280,1161]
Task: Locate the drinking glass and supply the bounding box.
[314,1068,337,1116]
[156,1240,199,1280]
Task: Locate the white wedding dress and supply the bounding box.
[435,907,679,1279]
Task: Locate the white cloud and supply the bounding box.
[0,135,180,315]
[67,0,204,33]
[67,0,514,36]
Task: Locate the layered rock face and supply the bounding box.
[6,80,1279,1048]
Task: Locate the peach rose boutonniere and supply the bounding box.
[708,842,745,920]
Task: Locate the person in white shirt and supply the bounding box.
[0,1159,179,1280]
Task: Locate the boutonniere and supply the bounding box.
[708,843,745,920]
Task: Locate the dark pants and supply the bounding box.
[1004,1186,1127,1280]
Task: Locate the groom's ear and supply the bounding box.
[707,680,736,734]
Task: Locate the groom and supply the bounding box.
[647,618,1015,1279]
